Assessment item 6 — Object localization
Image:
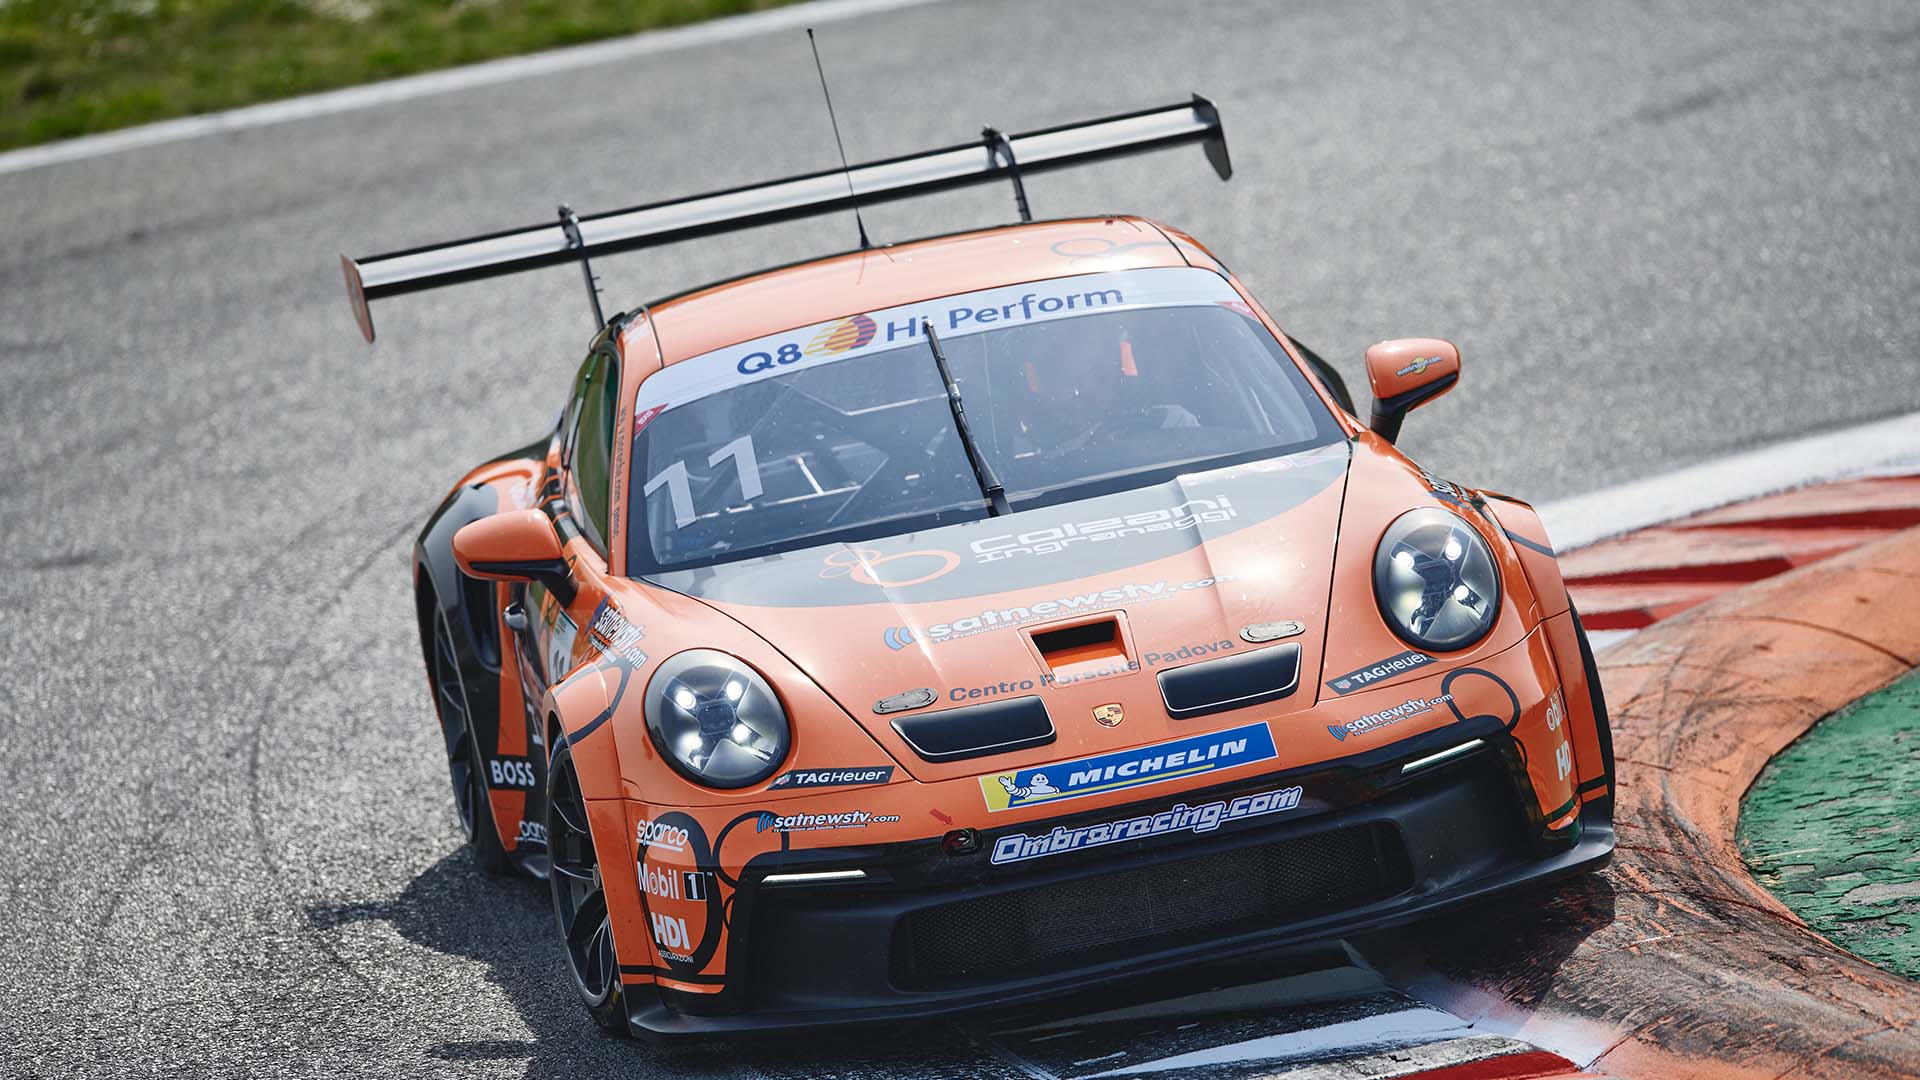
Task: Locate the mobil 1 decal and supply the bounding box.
[633,809,788,981]
[648,444,1348,607]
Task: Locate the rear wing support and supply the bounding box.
[339,94,1230,343]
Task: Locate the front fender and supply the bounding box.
[1480,494,1570,621]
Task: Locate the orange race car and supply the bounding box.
[342,97,1614,1038]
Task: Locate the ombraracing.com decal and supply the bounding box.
[990,785,1304,865]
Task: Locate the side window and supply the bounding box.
[565,350,619,556]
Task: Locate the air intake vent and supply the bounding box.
[892,696,1055,763]
[1158,642,1301,719]
[896,821,1406,985]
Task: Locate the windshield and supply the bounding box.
[627,267,1342,574]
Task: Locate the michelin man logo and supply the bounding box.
[998,773,1060,800]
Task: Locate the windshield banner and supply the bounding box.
[635,266,1242,413]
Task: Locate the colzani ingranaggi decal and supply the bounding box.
[1324,649,1433,695]
[1328,694,1453,742]
[967,496,1236,564]
[980,723,1278,812]
[990,785,1304,865]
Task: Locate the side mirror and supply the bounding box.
[454,509,575,604]
[1364,338,1460,444]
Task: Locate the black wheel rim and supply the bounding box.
[549,751,617,1007]
[431,613,482,843]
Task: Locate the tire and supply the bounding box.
[427,602,511,875]
[1568,600,1615,823]
[547,741,629,1035]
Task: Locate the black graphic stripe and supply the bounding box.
[618,964,727,985]
[1502,528,1555,557]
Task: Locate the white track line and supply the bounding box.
[0,0,942,178]
[1536,408,1920,554]
[1082,1007,1472,1077]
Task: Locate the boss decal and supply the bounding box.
[768,766,895,789]
[487,757,537,789]
[981,723,1278,812]
[1325,650,1433,695]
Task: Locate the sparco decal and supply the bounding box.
[1327,694,1453,742]
[1324,650,1434,695]
[969,498,1237,563]
[991,786,1304,865]
[769,767,895,789]
[635,819,689,853]
[981,722,1278,812]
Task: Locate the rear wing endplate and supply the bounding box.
[340,95,1229,342]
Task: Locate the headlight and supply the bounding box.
[644,650,790,788]
[1373,508,1500,652]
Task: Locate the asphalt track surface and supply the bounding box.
[2,1,1918,1076]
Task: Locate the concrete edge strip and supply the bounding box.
[0,0,944,178]
[1535,408,1920,554]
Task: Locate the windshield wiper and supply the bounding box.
[921,320,1011,516]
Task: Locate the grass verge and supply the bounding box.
[0,0,792,152]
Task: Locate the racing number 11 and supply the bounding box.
[642,434,763,528]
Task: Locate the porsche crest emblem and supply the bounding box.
[1092,703,1125,727]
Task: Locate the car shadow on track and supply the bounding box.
[305,850,993,1078]
[308,849,1624,1078]
[307,851,739,1077]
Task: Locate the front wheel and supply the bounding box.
[547,741,629,1035]
[428,605,510,874]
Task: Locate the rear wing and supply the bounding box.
[340,95,1229,342]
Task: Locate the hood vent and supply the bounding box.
[1026,612,1134,684]
[892,696,1056,763]
[1158,643,1301,720]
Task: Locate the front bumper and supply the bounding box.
[625,725,1613,1037]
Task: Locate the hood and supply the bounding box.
[645,442,1352,781]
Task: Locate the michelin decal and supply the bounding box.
[981,723,1278,812]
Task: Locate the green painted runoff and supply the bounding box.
[1739,668,1920,978]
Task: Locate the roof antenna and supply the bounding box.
[807,28,870,250]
